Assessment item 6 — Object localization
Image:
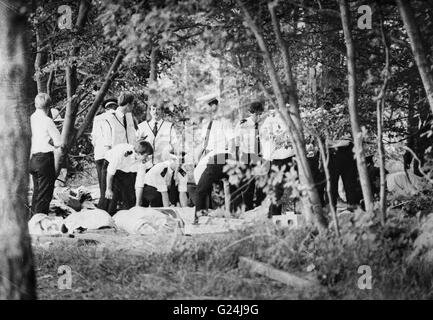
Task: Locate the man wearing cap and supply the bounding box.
[135,154,188,208]
[29,93,63,215]
[137,103,179,166]
[193,97,236,223]
[232,100,267,211]
[104,140,153,215]
[91,98,117,209]
[97,93,137,209]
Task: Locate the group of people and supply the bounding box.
[29,91,370,224]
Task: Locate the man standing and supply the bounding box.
[104,140,153,215]
[98,93,137,210]
[137,103,178,166]
[29,93,62,215]
[261,105,296,216]
[91,98,117,208]
[193,97,235,223]
[232,101,266,211]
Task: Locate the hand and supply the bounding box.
[105,188,114,200]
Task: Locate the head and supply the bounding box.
[248,100,265,120]
[118,92,134,113]
[103,98,118,111]
[35,93,52,113]
[167,153,180,171]
[149,104,163,121]
[207,98,219,113]
[134,139,154,162]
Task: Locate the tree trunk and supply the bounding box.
[0,0,37,299]
[338,0,374,214]
[149,46,159,83]
[397,0,433,114]
[238,0,327,232]
[75,51,124,140]
[34,29,48,93]
[57,0,91,175]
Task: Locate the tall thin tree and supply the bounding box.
[0,0,37,299]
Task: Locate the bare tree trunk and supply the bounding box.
[237,0,327,232]
[376,12,390,224]
[57,0,91,175]
[317,137,340,237]
[0,0,37,299]
[149,46,159,83]
[338,0,374,214]
[75,51,124,140]
[396,0,433,114]
[34,29,48,93]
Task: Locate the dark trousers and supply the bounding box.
[231,152,265,212]
[29,152,56,215]
[269,156,295,216]
[308,154,326,207]
[106,170,136,215]
[328,144,362,207]
[96,159,108,209]
[195,153,232,214]
[141,184,163,207]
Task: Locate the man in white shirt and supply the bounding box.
[261,105,296,216]
[103,140,153,215]
[193,97,236,223]
[105,92,137,148]
[91,98,117,209]
[135,154,187,207]
[136,103,179,166]
[232,101,267,211]
[29,93,63,215]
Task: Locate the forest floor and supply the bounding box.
[32,165,433,300]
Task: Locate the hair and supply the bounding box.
[35,93,51,110]
[118,92,134,106]
[248,101,264,114]
[136,139,154,155]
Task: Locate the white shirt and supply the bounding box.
[234,116,262,154]
[104,110,136,151]
[105,143,147,175]
[201,118,234,154]
[91,110,115,160]
[261,113,295,160]
[30,109,62,155]
[137,118,178,164]
[136,161,187,193]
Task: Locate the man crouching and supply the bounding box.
[135,154,187,208]
[104,139,153,215]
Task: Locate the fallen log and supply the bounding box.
[239,257,320,289]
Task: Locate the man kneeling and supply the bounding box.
[135,154,188,207]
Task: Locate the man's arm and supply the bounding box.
[161,191,170,207]
[106,172,115,199]
[135,187,144,206]
[47,118,62,148]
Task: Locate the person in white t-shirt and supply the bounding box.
[103,140,153,215]
[135,154,187,207]
[29,93,63,215]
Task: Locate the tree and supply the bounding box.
[0,0,36,299]
[397,0,433,114]
[338,0,374,214]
